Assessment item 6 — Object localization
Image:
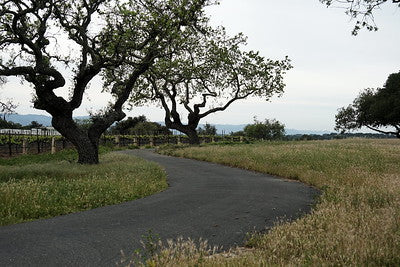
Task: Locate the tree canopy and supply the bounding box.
[0,118,22,129]
[320,0,400,35]
[125,25,292,144]
[0,0,211,163]
[197,123,217,136]
[244,118,285,140]
[335,71,400,137]
[109,115,170,135]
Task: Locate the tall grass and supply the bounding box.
[0,150,167,226]
[151,139,400,266]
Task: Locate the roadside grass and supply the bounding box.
[0,149,167,226]
[150,139,400,266]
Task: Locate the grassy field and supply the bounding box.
[0,148,167,226]
[147,139,400,266]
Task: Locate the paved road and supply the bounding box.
[0,150,318,266]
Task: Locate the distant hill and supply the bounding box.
[6,114,333,135]
[6,114,89,127]
[7,114,52,126]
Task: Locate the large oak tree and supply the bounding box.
[123,27,292,144]
[0,0,210,163]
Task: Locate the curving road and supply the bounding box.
[0,149,318,266]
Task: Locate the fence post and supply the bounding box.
[22,138,28,154]
[8,131,12,156]
[115,135,120,147]
[150,137,155,147]
[36,130,40,154]
[177,136,182,144]
[240,136,244,143]
[51,137,56,154]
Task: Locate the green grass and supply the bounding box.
[149,139,400,266]
[0,149,167,226]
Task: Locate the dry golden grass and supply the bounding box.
[142,139,400,266]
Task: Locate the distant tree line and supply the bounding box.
[285,132,395,141]
[108,116,171,136]
[0,119,44,130]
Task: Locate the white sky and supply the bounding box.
[1,0,399,131]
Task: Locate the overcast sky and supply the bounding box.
[1,0,399,131]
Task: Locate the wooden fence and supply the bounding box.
[0,132,246,158]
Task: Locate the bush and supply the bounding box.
[244,118,285,140]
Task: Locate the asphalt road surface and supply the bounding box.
[0,149,319,266]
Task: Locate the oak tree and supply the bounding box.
[127,27,292,144]
[244,118,285,140]
[0,0,210,163]
[335,71,400,137]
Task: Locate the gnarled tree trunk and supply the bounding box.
[52,115,99,164]
[182,127,200,145]
[165,118,200,145]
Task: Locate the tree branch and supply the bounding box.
[366,125,399,136]
[199,91,253,118]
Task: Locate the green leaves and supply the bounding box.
[244,118,285,140]
[335,71,400,137]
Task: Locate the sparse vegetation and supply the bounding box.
[149,139,400,266]
[0,149,167,226]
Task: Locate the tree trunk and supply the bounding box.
[52,115,99,164]
[186,129,200,145]
[75,140,99,164]
[165,119,200,145]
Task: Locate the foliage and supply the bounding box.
[130,121,171,135]
[197,123,217,136]
[230,130,246,137]
[0,134,63,145]
[335,71,400,137]
[126,20,292,144]
[0,152,167,226]
[156,139,400,265]
[110,116,147,135]
[0,119,46,130]
[320,0,400,35]
[286,132,393,141]
[23,121,44,129]
[244,118,285,140]
[0,118,22,129]
[109,115,170,135]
